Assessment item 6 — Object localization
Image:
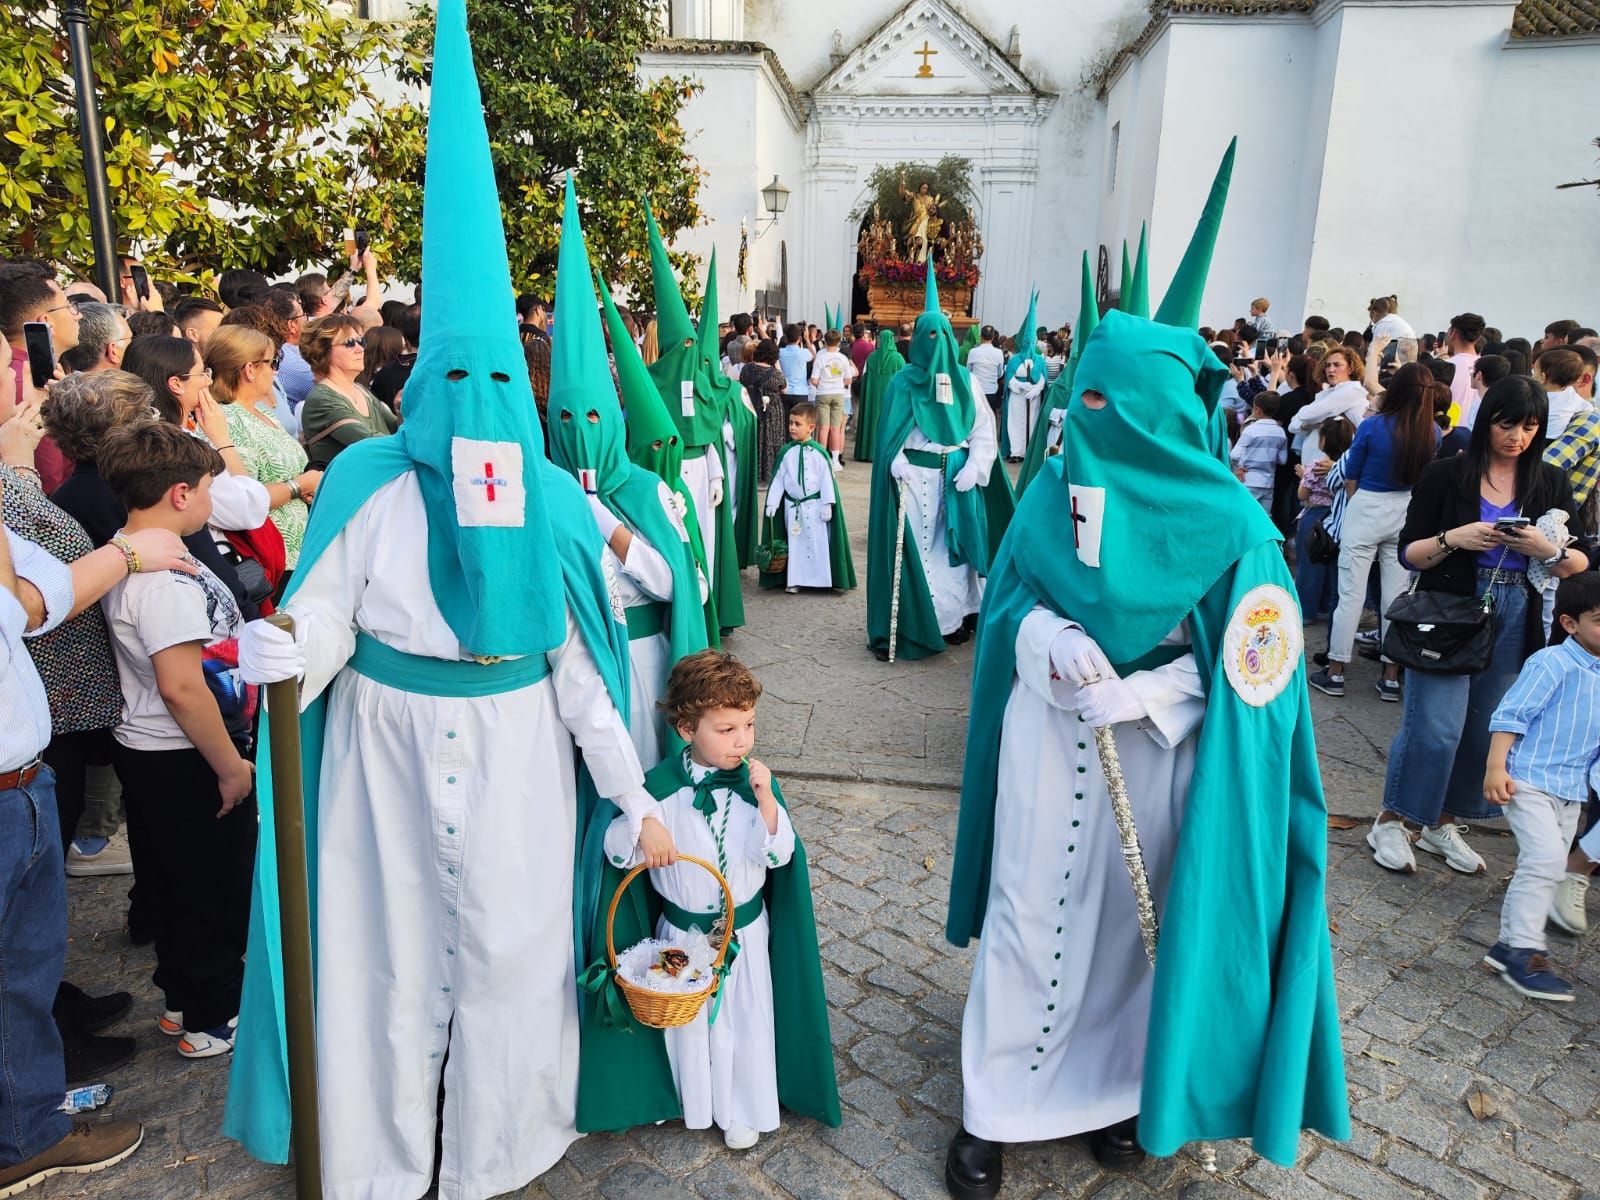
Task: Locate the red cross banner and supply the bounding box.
[451,438,525,527]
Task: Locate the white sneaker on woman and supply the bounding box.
[1549,872,1590,935]
[1416,823,1486,875]
[1366,820,1416,874]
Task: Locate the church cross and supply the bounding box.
[1071,495,1087,548]
[477,461,508,502]
[914,40,938,78]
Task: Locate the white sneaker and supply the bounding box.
[1366,820,1416,874]
[177,1017,238,1059]
[1549,872,1591,935]
[157,1010,183,1037]
[1416,823,1486,875]
[64,833,133,878]
[723,1124,759,1151]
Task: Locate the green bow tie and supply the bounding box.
[691,763,756,820]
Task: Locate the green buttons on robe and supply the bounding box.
[446,948,455,956]
[1068,845,1075,853]
[1058,898,1064,906]
[1077,765,1086,774]
[1054,952,1061,960]
[612,855,624,864]
[1055,926,1062,934]
[1074,792,1083,800]
[441,985,450,993]
[1077,742,1086,750]
[1031,1065,1039,1072]
[1050,979,1058,987]
[1071,819,1080,827]
[447,777,457,785]
[1035,1046,1043,1054]
[1047,1003,1055,1011]
[1042,1026,1050,1033]
[447,866,457,876]
[446,731,457,739]
[446,825,456,834]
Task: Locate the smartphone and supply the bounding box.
[129,263,150,303]
[355,229,369,257]
[343,228,357,259]
[22,321,54,389]
[1277,336,1290,352]
[1493,516,1530,531]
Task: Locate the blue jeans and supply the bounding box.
[1294,506,1337,621]
[0,767,69,1166]
[1382,571,1530,826]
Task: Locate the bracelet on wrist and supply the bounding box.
[215,443,236,452]
[109,535,140,576]
[287,479,302,502]
[1435,530,1450,554]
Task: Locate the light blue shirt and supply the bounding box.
[778,344,810,395]
[1491,637,1600,803]
[0,531,75,770]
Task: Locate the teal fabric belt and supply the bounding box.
[348,631,551,697]
[682,445,708,461]
[904,447,950,471]
[660,893,765,934]
[624,602,668,641]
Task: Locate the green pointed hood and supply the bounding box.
[1074,250,1100,356]
[1155,138,1236,328]
[958,321,981,365]
[1118,241,1134,313]
[824,303,834,332]
[644,198,695,347]
[1127,224,1151,320]
[600,271,682,486]
[1003,288,1045,390]
[547,174,630,498]
[901,296,975,447]
[694,246,739,400]
[388,0,563,658]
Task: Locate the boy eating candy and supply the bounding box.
[762,402,854,594]
[584,650,839,1147]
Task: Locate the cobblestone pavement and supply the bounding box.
[41,464,1599,1198]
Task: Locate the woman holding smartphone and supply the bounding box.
[1367,376,1588,877]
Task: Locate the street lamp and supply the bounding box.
[60,0,119,300]
[754,174,789,240]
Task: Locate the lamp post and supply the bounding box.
[753,174,789,241]
[60,0,119,301]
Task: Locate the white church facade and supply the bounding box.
[636,0,1600,341]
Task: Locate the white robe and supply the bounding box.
[602,763,795,1134]
[897,395,998,635]
[681,445,725,589]
[1005,362,1046,458]
[596,480,705,771]
[764,444,834,590]
[285,472,657,1200]
[961,609,1206,1144]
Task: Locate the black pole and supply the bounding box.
[60,0,119,301]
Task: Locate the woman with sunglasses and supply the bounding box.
[298,314,399,470]
[205,325,320,572]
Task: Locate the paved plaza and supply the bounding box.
[40,467,1600,1198]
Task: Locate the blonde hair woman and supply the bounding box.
[205,324,321,570]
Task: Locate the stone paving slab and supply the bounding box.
[37,466,1599,1198]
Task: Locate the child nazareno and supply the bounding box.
[762,401,855,595]
[578,650,840,1147]
[1482,572,1600,1002]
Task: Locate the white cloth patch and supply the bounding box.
[1223,584,1302,707]
[936,373,954,405]
[1067,484,1104,568]
[680,380,696,419]
[451,439,525,527]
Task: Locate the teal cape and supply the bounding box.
[945,304,1349,1165]
[222,439,631,1163]
[574,757,841,1132]
[694,248,759,573]
[852,329,903,464]
[999,291,1045,460]
[758,438,857,591]
[864,338,1015,660]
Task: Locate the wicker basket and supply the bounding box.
[764,554,789,577]
[605,854,736,1029]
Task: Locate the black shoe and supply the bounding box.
[54,982,133,1036]
[944,1128,1002,1199]
[943,628,971,646]
[873,647,890,662]
[63,1032,137,1084]
[962,613,979,634]
[1086,1117,1145,1172]
[718,627,734,640]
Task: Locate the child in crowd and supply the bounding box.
[1482,572,1600,1002]
[97,422,258,1057]
[599,650,838,1149]
[1231,390,1288,511]
[809,329,856,471]
[763,402,855,594]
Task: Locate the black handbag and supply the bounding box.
[1380,548,1508,675]
[1306,518,1339,565]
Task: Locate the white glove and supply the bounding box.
[890,452,910,483]
[1049,627,1115,687]
[710,479,725,507]
[588,495,622,542]
[953,460,981,493]
[1075,677,1147,729]
[237,618,306,685]
[822,504,834,523]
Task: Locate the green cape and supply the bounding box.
[548,174,709,696]
[999,289,1046,459]
[758,438,857,591]
[695,248,759,572]
[223,439,631,1163]
[853,329,904,464]
[957,322,981,365]
[575,758,841,1132]
[864,370,1014,661]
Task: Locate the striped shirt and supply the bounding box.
[1230,417,1287,489]
[1490,637,1600,803]
[0,531,75,771]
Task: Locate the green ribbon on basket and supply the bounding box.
[577,957,635,1030]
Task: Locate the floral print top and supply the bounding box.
[220,399,309,568]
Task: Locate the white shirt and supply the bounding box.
[1546,386,1588,441]
[1289,381,1368,465]
[0,532,73,770]
[1446,353,1479,427]
[966,343,1004,395]
[810,349,855,396]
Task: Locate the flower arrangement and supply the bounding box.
[858,258,980,289]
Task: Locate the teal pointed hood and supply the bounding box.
[391,0,564,658]
[1127,224,1150,319]
[1156,139,1236,329]
[644,198,695,348]
[601,272,682,486]
[1003,288,1045,391]
[900,267,975,447]
[548,174,630,498]
[1118,242,1134,313]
